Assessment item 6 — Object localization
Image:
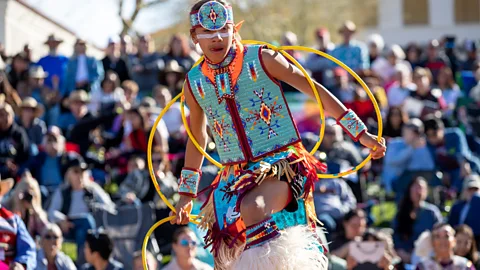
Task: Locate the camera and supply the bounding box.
[19,191,33,203]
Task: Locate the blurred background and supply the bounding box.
[0,0,479,269]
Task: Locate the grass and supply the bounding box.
[62,242,77,262]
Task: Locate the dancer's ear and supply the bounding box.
[190,30,198,44]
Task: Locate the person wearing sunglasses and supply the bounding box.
[163,226,212,270]
[35,223,76,270]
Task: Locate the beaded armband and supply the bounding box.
[336,109,367,142]
[179,168,202,197]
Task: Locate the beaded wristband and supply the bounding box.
[336,109,367,142]
[179,168,202,198]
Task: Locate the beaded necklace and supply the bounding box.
[203,42,243,103]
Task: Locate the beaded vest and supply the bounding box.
[187,44,301,165]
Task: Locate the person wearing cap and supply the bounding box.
[37,34,69,90]
[26,126,66,196]
[305,27,335,86]
[62,38,104,97]
[330,66,356,106]
[331,20,369,72]
[449,174,480,244]
[0,175,37,269]
[47,152,114,265]
[382,118,435,194]
[16,97,47,146]
[0,102,30,179]
[102,37,130,83]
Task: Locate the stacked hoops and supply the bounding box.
[142,40,383,269]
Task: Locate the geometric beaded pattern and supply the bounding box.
[190,1,234,31]
[337,109,367,141]
[178,168,201,197]
[245,217,280,250]
[187,44,300,165]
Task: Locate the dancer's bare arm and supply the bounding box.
[171,81,208,225]
[261,49,386,159]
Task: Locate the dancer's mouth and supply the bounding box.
[210,46,225,54]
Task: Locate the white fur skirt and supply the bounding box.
[231,226,329,270]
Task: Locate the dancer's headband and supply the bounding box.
[190,1,234,31]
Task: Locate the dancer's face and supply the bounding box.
[192,24,235,64]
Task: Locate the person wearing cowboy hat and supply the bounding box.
[16,97,47,146]
[0,103,30,179]
[37,34,69,91]
[62,38,104,98]
[22,66,50,106]
[331,20,369,72]
[58,90,91,138]
[158,60,185,96]
[0,175,37,270]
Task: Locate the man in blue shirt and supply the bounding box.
[331,21,369,72]
[37,35,69,91]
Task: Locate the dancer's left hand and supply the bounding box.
[359,132,386,160]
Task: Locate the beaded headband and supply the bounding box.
[190,1,234,31]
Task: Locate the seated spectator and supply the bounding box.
[313,177,357,236]
[437,67,462,116]
[0,102,30,179]
[382,119,435,193]
[17,97,46,147]
[7,52,29,89]
[0,175,36,269]
[163,226,212,270]
[90,71,125,115]
[331,21,369,72]
[158,60,185,97]
[28,126,66,196]
[102,37,130,83]
[47,153,114,265]
[346,228,399,270]
[461,40,478,72]
[132,250,157,270]
[424,116,480,191]
[416,223,473,270]
[405,42,423,70]
[305,28,335,86]
[330,209,368,259]
[449,175,480,244]
[121,80,139,108]
[387,65,416,107]
[130,35,161,98]
[420,40,450,83]
[393,176,442,264]
[372,44,411,86]
[367,33,385,66]
[408,67,447,118]
[383,106,409,140]
[57,90,91,138]
[82,229,124,270]
[162,34,197,71]
[118,155,158,204]
[23,66,49,104]
[153,84,188,137]
[330,67,356,106]
[455,225,480,269]
[6,172,48,239]
[35,223,77,270]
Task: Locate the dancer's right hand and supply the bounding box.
[170,195,193,225]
